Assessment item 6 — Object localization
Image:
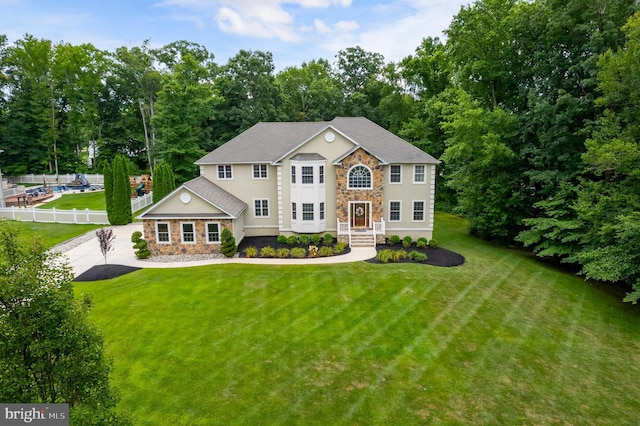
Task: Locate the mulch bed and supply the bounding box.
[366,245,465,267]
[74,264,141,282]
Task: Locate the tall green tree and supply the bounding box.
[110,155,132,225]
[0,221,129,424]
[152,162,175,203]
[103,160,114,224]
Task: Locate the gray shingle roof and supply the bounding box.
[183,176,247,217]
[195,117,439,165]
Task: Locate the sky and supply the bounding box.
[0,0,472,70]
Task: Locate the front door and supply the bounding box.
[350,202,370,228]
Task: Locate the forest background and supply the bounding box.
[1,0,639,302]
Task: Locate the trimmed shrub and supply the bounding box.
[103,161,114,224]
[277,235,288,244]
[428,238,439,248]
[286,235,298,246]
[416,237,428,249]
[111,155,133,225]
[376,249,394,263]
[299,235,310,246]
[220,228,237,257]
[308,245,318,258]
[393,249,408,261]
[276,248,290,258]
[131,231,142,243]
[333,241,348,254]
[311,234,321,245]
[409,250,427,262]
[244,246,258,258]
[260,246,276,257]
[291,247,307,258]
[323,233,333,245]
[388,235,401,245]
[402,236,413,248]
[318,246,333,257]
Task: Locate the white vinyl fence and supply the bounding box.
[8,174,104,185]
[0,207,109,224]
[0,191,153,224]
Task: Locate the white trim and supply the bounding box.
[252,164,268,179]
[389,164,402,184]
[156,222,171,244]
[181,222,196,244]
[412,200,426,222]
[347,164,373,189]
[253,198,270,218]
[388,200,402,222]
[206,222,221,244]
[413,164,427,184]
[217,164,233,180]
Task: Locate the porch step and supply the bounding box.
[350,232,376,247]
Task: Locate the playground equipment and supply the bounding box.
[67,173,90,189]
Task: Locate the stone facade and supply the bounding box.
[335,148,385,224]
[144,219,234,256]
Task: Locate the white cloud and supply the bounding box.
[314,19,331,34]
[333,20,358,32]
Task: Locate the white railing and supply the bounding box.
[132,192,153,213]
[337,219,351,247]
[0,207,108,224]
[3,185,27,197]
[8,174,104,185]
[373,219,385,238]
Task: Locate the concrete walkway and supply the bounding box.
[59,223,378,277]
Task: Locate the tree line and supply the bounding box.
[1,0,639,301]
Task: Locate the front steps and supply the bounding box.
[349,230,376,247]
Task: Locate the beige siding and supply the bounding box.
[152,189,225,215]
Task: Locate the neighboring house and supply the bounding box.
[140,117,439,256]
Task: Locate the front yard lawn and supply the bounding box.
[74,213,640,425]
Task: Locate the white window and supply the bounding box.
[302,203,314,221]
[414,165,426,183]
[291,165,296,183]
[389,201,401,222]
[413,201,425,222]
[253,164,268,179]
[319,166,324,184]
[206,222,220,243]
[254,199,269,217]
[390,165,402,183]
[181,222,195,243]
[348,165,372,189]
[156,222,170,243]
[302,166,314,184]
[218,165,232,180]
[292,202,297,220]
[320,202,325,220]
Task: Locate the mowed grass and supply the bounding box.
[39,190,106,211]
[11,221,103,248]
[75,213,640,425]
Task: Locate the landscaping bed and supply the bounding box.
[237,235,350,259]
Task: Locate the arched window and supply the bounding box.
[348,165,372,189]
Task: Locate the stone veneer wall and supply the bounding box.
[335,147,384,224]
[144,219,234,256]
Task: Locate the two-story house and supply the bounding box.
[139,117,439,256]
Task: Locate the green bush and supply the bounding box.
[277,235,287,244]
[429,238,439,248]
[131,231,142,243]
[376,249,394,263]
[291,247,307,258]
[333,241,348,254]
[220,228,237,257]
[388,235,401,245]
[416,237,428,249]
[402,236,413,248]
[311,234,321,245]
[286,235,298,246]
[409,250,427,262]
[244,246,258,258]
[323,233,333,245]
[393,249,408,261]
[260,246,276,257]
[299,235,310,245]
[276,248,290,258]
[318,246,333,257]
